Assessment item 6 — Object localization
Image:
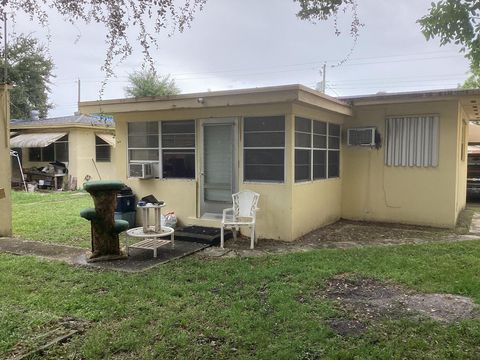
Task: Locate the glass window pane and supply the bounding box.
[128,121,158,135]
[162,121,195,148]
[313,134,327,149]
[55,142,69,162]
[244,116,285,132]
[313,150,326,179]
[129,149,159,161]
[244,149,284,182]
[96,145,111,162]
[244,149,284,165]
[162,150,195,178]
[42,144,54,162]
[29,148,41,161]
[162,120,195,134]
[295,117,311,133]
[57,135,69,142]
[295,132,311,148]
[244,165,284,182]
[128,135,159,148]
[328,151,340,178]
[295,149,311,182]
[313,121,327,135]
[329,123,340,137]
[328,136,340,149]
[244,132,285,148]
[162,134,195,148]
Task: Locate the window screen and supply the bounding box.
[28,135,69,162]
[244,116,285,182]
[385,116,439,167]
[95,136,111,162]
[327,124,340,178]
[161,120,195,178]
[127,120,196,179]
[294,117,339,182]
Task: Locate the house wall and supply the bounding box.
[19,127,116,188]
[109,103,297,241]
[342,100,461,228]
[68,128,117,185]
[0,86,12,236]
[468,123,480,143]
[290,104,346,239]
[455,105,468,218]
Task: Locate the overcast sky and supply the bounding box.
[13,0,471,118]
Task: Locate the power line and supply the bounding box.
[52,50,463,83]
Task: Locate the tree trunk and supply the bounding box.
[89,190,120,258]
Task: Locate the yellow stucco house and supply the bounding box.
[79,85,480,241]
[10,113,117,189]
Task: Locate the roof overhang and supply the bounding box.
[79,84,353,117]
[10,132,67,148]
[10,123,114,131]
[341,88,480,121]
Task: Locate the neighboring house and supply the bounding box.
[79,85,478,241]
[10,113,116,189]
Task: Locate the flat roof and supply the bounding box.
[340,88,480,121]
[340,88,480,102]
[79,84,353,117]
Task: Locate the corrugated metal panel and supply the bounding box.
[385,116,439,167]
[10,132,67,148]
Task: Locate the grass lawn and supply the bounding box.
[3,192,480,358]
[11,191,93,248]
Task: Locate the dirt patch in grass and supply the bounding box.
[320,274,479,336]
[8,317,89,359]
[218,219,462,254]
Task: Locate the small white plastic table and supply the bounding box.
[125,203,175,258]
[126,225,174,258]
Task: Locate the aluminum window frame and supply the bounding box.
[243,115,286,184]
[28,134,69,163]
[294,117,340,183]
[127,120,196,179]
[95,135,112,162]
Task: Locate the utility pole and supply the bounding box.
[322,63,326,93]
[77,78,81,104]
[3,12,7,84]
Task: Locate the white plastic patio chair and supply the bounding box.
[220,190,260,250]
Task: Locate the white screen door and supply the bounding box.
[201,119,237,215]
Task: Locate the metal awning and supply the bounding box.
[10,132,67,148]
[96,133,116,147]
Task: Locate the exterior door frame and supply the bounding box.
[199,117,238,216]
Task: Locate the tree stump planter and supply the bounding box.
[80,180,129,262]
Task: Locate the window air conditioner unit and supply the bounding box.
[347,127,376,146]
[129,163,153,179]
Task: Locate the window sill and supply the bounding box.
[294,177,341,185]
[243,181,285,185]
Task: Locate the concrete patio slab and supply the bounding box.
[71,241,209,272]
[0,237,209,272]
[0,237,86,262]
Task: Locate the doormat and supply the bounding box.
[175,226,232,245]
